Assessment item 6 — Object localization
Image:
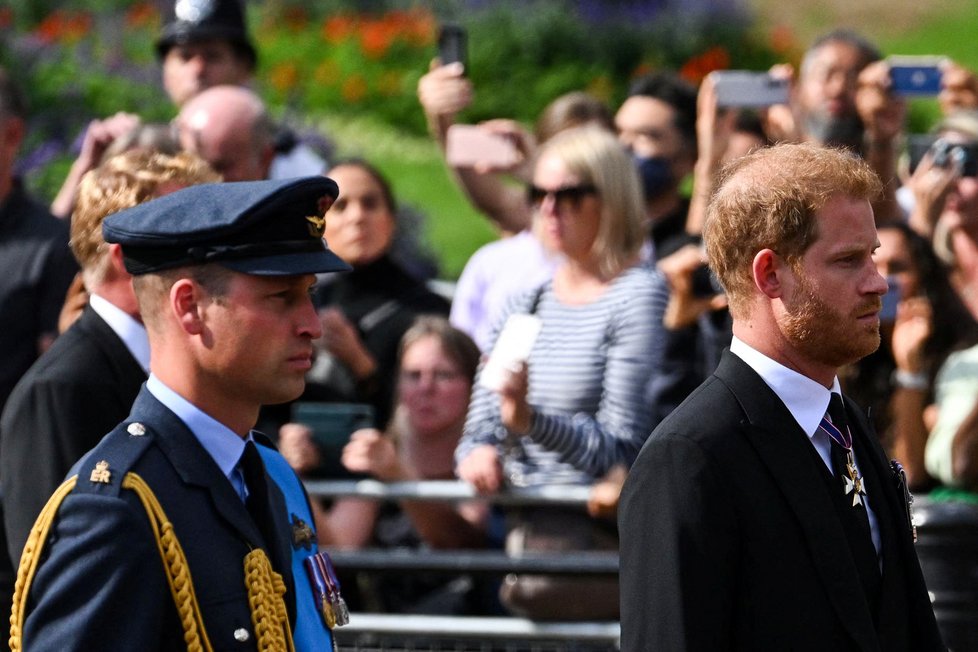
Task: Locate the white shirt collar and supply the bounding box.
[729,336,841,440]
[145,374,249,490]
[89,294,150,373]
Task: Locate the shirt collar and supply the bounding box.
[730,336,841,440]
[145,374,249,484]
[89,294,150,373]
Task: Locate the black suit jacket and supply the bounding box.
[0,305,146,560]
[22,387,295,651]
[619,350,944,651]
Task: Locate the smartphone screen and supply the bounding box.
[888,56,946,96]
[879,276,901,323]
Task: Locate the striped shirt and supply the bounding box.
[456,264,668,487]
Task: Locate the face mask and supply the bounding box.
[632,153,673,201]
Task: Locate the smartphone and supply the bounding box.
[291,402,374,479]
[690,264,720,298]
[438,23,467,70]
[711,71,790,108]
[879,276,901,323]
[906,134,936,174]
[479,313,542,391]
[445,124,520,168]
[888,56,946,96]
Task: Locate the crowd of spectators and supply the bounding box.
[6,0,978,640]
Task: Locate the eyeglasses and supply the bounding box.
[399,368,466,386]
[527,183,598,209]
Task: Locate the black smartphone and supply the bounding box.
[438,23,467,70]
[691,264,720,298]
[291,402,374,479]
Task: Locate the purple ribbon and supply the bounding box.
[819,415,852,451]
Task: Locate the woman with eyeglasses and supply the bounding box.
[285,317,497,614]
[455,124,668,620]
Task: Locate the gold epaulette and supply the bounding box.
[10,473,294,652]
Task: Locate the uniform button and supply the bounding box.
[234,628,250,642]
[127,422,146,436]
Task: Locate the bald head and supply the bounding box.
[176,85,274,181]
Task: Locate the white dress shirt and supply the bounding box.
[146,374,252,502]
[89,294,151,373]
[730,336,881,556]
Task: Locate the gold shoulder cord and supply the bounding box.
[10,473,295,652]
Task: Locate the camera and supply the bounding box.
[930,138,978,177]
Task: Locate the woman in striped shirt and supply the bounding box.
[455,124,667,619]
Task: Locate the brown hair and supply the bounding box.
[71,150,220,287]
[703,142,882,317]
[397,316,481,385]
[535,91,614,144]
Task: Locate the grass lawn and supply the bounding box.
[317,113,500,281]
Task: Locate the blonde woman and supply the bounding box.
[455,125,668,619]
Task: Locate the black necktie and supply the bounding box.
[826,394,881,610]
[240,440,275,549]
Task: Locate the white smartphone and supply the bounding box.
[479,313,542,391]
[445,124,520,169]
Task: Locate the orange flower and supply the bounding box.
[36,10,92,45]
[125,2,158,29]
[680,46,731,85]
[341,75,369,102]
[269,62,299,93]
[359,17,398,59]
[401,8,436,47]
[322,14,356,44]
[0,7,13,30]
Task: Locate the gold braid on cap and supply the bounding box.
[10,473,294,652]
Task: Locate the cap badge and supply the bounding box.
[305,214,326,238]
[175,0,215,23]
[127,422,147,437]
[90,460,112,484]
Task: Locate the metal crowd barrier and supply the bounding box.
[305,479,620,651]
[333,614,620,652]
[304,479,594,507]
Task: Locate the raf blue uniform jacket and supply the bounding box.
[22,387,296,651]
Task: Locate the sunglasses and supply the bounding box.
[527,183,598,209]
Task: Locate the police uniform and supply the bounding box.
[12,177,349,652]
[156,0,328,179]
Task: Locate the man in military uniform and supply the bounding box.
[13,177,350,651]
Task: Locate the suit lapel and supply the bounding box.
[134,390,268,549]
[714,352,879,651]
[845,399,913,649]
